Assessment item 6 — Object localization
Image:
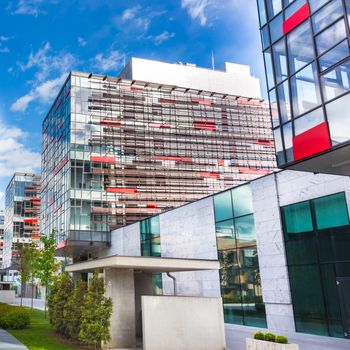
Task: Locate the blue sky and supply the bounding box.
[0,0,265,207]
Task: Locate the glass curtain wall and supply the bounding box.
[281,192,350,338]
[213,185,267,327]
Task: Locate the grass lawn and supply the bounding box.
[8,308,84,350]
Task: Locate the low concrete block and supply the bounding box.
[246,338,299,350]
[0,290,15,304]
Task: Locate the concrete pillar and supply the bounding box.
[104,268,136,349]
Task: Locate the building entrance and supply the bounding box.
[337,277,350,339]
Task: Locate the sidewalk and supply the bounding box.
[0,329,28,349]
[13,298,45,311]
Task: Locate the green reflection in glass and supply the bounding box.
[232,185,253,217]
[214,191,233,222]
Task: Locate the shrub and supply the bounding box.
[0,305,30,329]
[264,333,276,342]
[276,335,288,344]
[253,331,265,340]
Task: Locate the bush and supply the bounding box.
[0,304,30,329]
[264,333,276,342]
[276,335,288,344]
[253,331,265,340]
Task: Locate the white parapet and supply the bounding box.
[246,338,299,350]
[141,295,226,350]
[0,290,15,304]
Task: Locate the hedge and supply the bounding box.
[0,304,31,329]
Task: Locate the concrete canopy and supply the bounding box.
[65,255,220,273]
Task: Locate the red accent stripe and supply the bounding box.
[24,219,38,223]
[106,187,138,194]
[255,140,275,147]
[65,86,71,97]
[54,157,68,175]
[29,198,40,202]
[218,159,225,166]
[55,99,62,111]
[293,121,331,161]
[31,235,40,240]
[147,203,158,208]
[239,168,270,175]
[194,120,216,131]
[192,99,214,106]
[283,2,310,35]
[90,156,116,164]
[200,172,220,179]
[149,123,171,128]
[154,156,193,163]
[100,120,121,127]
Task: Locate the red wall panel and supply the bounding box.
[283,2,310,35]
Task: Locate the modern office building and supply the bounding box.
[0,211,4,268]
[92,169,350,344]
[41,59,276,259]
[257,0,350,175]
[2,173,41,269]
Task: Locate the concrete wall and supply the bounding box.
[159,197,220,297]
[142,296,226,350]
[0,290,15,304]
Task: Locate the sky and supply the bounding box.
[0,0,266,208]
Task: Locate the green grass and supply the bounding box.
[8,309,83,350]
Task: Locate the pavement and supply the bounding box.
[13,298,45,311]
[225,324,350,350]
[0,329,28,350]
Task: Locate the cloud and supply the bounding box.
[181,0,216,26]
[0,36,10,41]
[92,50,124,73]
[11,74,67,112]
[10,0,58,16]
[78,37,87,47]
[148,31,176,45]
[121,6,140,21]
[0,47,10,53]
[0,119,41,177]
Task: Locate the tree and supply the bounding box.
[16,244,30,307]
[64,278,87,340]
[79,271,112,349]
[35,229,59,318]
[48,272,72,335]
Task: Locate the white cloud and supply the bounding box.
[121,6,140,21]
[0,36,10,41]
[149,31,176,45]
[0,47,10,54]
[78,37,87,47]
[0,120,41,177]
[12,0,45,16]
[181,0,216,26]
[11,74,67,112]
[92,50,124,73]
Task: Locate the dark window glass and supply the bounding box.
[269,89,280,127]
[273,39,288,84]
[261,25,270,50]
[319,40,349,72]
[273,128,286,165]
[214,191,233,222]
[277,80,292,123]
[238,247,258,268]
[326,92,350,145]
[291,63,321,117]
[257,0,267,26]
[314,193,349,230]
[294,108,324,136]
[283,201,313,234]
[270,13,283,43]
[312,0,343,34]
[283,122,294,162]
[232,185,253,217]
[321,58,350,102]
[264,49,275,90]
[287,21,315,75]
[316,19,346,56]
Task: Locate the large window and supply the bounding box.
[213,185,266,328]
[140,216,161,257]
[281,193,350,338]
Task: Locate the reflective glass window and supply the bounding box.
[326,92,350,145]
[232,185,253,217]
[294,108,324,136]
[287,21,315,74]
[257,0,267,26]
[267,0,282,19]
[291,63,321,117]
[315,19,346,56]
[269,89,280,127]
[235,214,255,248]
[283,122,294,162]
[264,50,275,90]
[214,191,233,222]
[321,58,350,102]
[285,0,306,18]
[319,40,349,72]
[312,0,343,34]
[283,201,313,234]
[277,80,292,123]
[273,39,288,84]
[261,25,270,50]
[346,0,350,27]
[314,193,349,230]
[270,13,284,43]
[273,128,286,165]
[309,0,331,13]
[216,219,235,251]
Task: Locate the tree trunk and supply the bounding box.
[31,275,34,310]
[44,287,47,318]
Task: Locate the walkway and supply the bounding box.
[225,324,350,350]
[0,329,28,349]
[13,297,45,311]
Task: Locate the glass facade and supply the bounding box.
[3,173,41,269]
[213,185,267,327]
[258,0,350,167]
[281,192,350,338]
[41,71,276,257]
[0,211,4,268]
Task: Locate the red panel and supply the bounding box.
[55,99,62,111]
[90,156,116,164]
[31,235,40,240]
[283,2,310,35]
[192,99,214,106]
[194,120,216,131]
[239,168,270,175]
[100,120,121,127]
[147,203,158,208]
[292,121,331,161]
[24,219,38,223]
[149,123,171,128]
[218,159,225,166]
[106,187,138,194]
[29,198,40,202]
[200,172,220,179]
[255,140,274,147]
[154,156,192,163]
[54,157,68,175]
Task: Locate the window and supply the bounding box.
[267,0,282,19]
[277,80,292,123]
[270,13,283,43]
[269,89,280,127]
[285,0,305,18]
[273,39,288,84]
[308,0,330,13]
[140,216,161,257]
[294,108,324,136]
[214,191,233,222]
[257,0,267,26]
[264,50,275,90]
[283,201,313,235]
[283,122,294,162]
[319,40,349,72]
[312,0,343,34]
[274,128,286,165]
[261,25,270,50]
[232,185,253,217]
